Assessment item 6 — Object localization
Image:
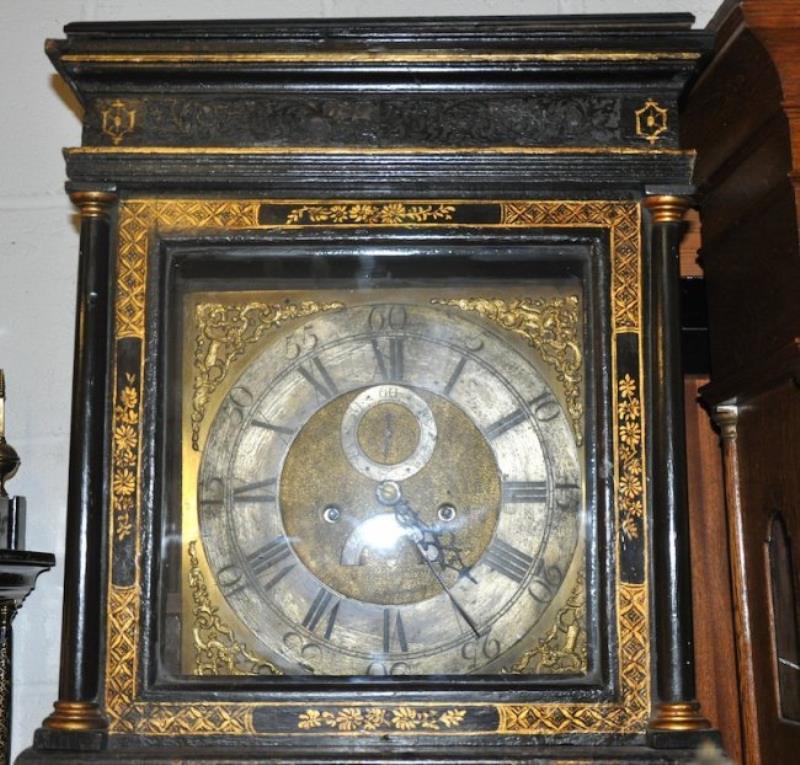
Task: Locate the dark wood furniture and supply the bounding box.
[0,553,56,765]
[18,14,722,764]
[681,1,800,763]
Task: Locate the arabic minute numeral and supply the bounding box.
[285,325,319,360]
[226,385,254,427]
[367,661,411,676]
[556,482,581,513]
[367,305,408,331]
[528,560,564,604]
[198,476,224,512]
[529,391,561,422]
[216,562,246,597]
[461,634,501,666]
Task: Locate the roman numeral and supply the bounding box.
[297,357,338,400]
[303,588,341,639]
[371,338,404,381]
[484,539,533,583]
[246,536,293,576]
[383,608,408,653]
[444,356,467,395]
[503,481,548,504]
[250,419,295,437]
[232,478,276,504]
[485,407,528,440]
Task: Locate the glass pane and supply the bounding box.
[158,247,591,681]
[768,513,800,722]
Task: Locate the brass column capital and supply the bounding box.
[643,195,692,224]
[69,190,116,219]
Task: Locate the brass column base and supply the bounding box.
[648,701,711,732]
[42,701,108,732]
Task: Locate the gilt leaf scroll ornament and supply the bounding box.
[432,296,583,444]
[191,300,343,449]
[503,569,587,674]
[188,541,281,676]
[285,202,456,225]
[297,706,466,732]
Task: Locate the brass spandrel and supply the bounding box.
[183,288,585,677]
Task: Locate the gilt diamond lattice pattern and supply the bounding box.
[501,201,641,331]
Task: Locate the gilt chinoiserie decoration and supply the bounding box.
[21,14,717,765]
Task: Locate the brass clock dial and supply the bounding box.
[197,300,582,675]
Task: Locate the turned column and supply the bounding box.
[712,404,759,762]
[43,190,116,733]
[644,195,711,736]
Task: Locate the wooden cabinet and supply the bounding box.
[682,1,800,762]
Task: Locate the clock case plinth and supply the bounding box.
[21,14,720,764]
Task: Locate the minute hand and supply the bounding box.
[392,498,481,638]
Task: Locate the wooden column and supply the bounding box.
[42,191,115,734]
[644,195,711,738]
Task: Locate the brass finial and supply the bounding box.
[0,370,20,497]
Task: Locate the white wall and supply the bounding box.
[1,0,720,759]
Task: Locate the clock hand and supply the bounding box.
[417,542,482,639]
[387,487,481,639]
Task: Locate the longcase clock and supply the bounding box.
[20,14,720,764]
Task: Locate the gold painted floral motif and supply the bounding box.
[297,706,466,732]
[618,373,644,540]
[191,300,343,449]
[285,203,455,225]
[188,541,281,676]
[111,373,139,541]
[433,296,583,444]
[504,569,586,674]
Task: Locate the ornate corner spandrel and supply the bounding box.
[503,569,587,675]
[432,296,584,445]
[188,541,281,676]
[190,300,344,450]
